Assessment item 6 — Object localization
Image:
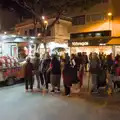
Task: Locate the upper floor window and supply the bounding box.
[72,15,85,25]
[102,0,109,3]
[24,31,28,36]
[37,28,42,33]
[29,29,35,36]
[86,13,106,23]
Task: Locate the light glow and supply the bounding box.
[42,16,45,20]
[108,12,112,16]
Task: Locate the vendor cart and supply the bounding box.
[0,56,24,85]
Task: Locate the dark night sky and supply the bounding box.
[0,0,31,18]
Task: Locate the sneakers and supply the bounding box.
[66,94,71,97]
[57,89,61,93]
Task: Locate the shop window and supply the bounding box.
[78,34,84,38]
[91,14,104,21]
[102,0,109,3]
[95,33,102,37]
[29,29,35,36]
[46,30,51,36]
[88,33,92,37]
[37,28,42,33]
[86,15,91,22]
[24,31,28,36]
[86,13,106,23]
[72,15,85,25]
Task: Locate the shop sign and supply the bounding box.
[72,42,89,46]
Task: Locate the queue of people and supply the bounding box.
[24,52,120,96]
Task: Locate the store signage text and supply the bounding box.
[72,42,89,46]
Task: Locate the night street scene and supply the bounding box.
[0,0,120,120]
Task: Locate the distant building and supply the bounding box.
[69,0,120,55]
[15,17,72,55]
[15,17,72,43]
[0,8,18,32]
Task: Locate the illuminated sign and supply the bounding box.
[72,42,89,46]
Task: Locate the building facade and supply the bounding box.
[69,0,120,55]
[15,18,72,55]
[0,8,18,32]
[15,18,71,43]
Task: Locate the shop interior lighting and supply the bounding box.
[23,37,27,39]
[11,35,17,37]
[31,37,36,39]
[37,33,41,37]
[30,40,33,43]
[42,16,45,20]
[4,32,7,35]
[44,20,48,24]
[108,12,112,16]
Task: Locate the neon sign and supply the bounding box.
[72,42,89,46]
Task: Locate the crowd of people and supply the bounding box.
[24,52,120,96]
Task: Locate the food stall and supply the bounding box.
[0,34,36,85]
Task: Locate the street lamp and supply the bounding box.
[44,20,48,30]
[108,12,113,30]
[108,12,112,17]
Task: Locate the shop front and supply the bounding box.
[37,42,70,58]
[107,37,120,56]
[69,30,113,55]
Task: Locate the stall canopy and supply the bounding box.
[0,34,37,43]
[107,37,120,45]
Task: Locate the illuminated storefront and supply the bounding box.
[69,30,113,55]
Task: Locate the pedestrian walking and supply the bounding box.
[24,57,34,92]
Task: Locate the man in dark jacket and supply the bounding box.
[25,57,34,92]
[89,53,100,92]
[33,53,40,89]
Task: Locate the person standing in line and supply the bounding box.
[50,55,61,92]
[89,53,100,93]
[39,54,45,87]
[63,62,72,96]
[42,53,51,91]
[33,52,41,90]
[83,52,89,72]
[71,54,78,84]
[106,53,114,73]
[65,53,70,64]
[24,57,34,92]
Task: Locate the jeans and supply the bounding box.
[64,85,70,95]
[34,71,40,89]
[91,74,97,91]
[25,76,33,90]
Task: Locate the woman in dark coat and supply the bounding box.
[63,62,72,96]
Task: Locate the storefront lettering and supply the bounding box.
[72,42,89,46]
